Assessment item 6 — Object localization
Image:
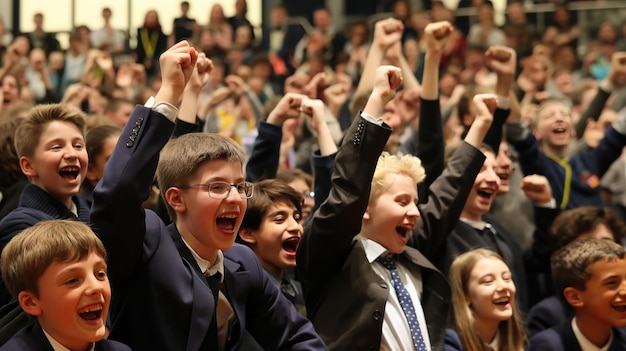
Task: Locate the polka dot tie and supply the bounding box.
[379,255,428,351]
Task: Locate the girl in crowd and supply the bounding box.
[445,248,526,351]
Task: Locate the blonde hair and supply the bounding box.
[448,249,526,351]
[370,152,425,202]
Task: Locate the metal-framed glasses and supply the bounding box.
[176,181,254,199]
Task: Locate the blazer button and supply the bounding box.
[373,310,382,321]
[126,140,134,148]
[137,117,144,124]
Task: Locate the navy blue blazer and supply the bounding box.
[0,183,90,307]
[0,322,130,351]
[90,106,326,351]
[526,296,571,337]
[528,322,626,351]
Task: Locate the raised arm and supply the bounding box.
[91,41,199,286]
[298,66,399,310]
[175,52,213,136]
[414,94,496,259]
[484,45,516,154]
[245,93,306,182]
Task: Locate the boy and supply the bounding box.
[506,52,626,209]
[90,41,326,350]
[0,220,130,351]
[528,238,626,350]
[0,103,90,306]
[238,178,306,314]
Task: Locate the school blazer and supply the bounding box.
[298,114,486,351]
[91,106,326,351]
[527,322,626,351]
[0,322,131,351]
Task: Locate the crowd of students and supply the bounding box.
[1,0,626,350]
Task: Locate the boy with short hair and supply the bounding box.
[0,103,90,306]
[528,237,626,349]
[0,220,130,351]
[90,40,326,350]
[238,178,306,314]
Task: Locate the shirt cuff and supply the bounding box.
[536,198,557,209]
[360,111,384,126]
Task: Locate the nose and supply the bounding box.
[64,145,79,159]
[85,274,105,295]
[407,202,420,219]
[287,218,304,235]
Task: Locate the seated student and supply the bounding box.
[89,41,326,351]
[238,178,306,315]
[445,248,526,351]
[0,104,90,306]
[528,238,626,350]
[525,205,626,337]
[0,220,130,351]
[297,46,496,351]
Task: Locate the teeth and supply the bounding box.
[78,304,102,313]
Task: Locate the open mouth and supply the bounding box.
[282,237,300,253]
[396,226,411,240]
[59,166,80,180]
[78,304,103,321]
[477,188,494,201]
[493,296,510,306]
[216,215,237,232]
[613,304,626,313]
[552,127,568,136]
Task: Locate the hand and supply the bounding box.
[284,72,310,95]
[472,93,497,125]
[424,21,453,54]
[186,52,213,94]
[521,174,552,205]
[364,65,403,117]
[225,74,248,95]
[373,18,404,51]
[486,46,516,77]
[304,72,331,99]
[267,93,307,125]
[156,40,198,105]
[300,97,326,133]
[95,51,114,73]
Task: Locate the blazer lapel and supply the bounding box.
[167,224,216,351]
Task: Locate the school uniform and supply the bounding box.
[0,184,90,307]
[0,322,131,351]
[528,320,626,351]
[90,106,327,351]
[297,114,486,350]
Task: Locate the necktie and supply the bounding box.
[378,255,428,351]
[280,278,297,304]
[204,274,220,349]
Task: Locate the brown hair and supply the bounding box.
[1,220,107,298]
[14,104,87,160]
[240,179,302,231]
[156,133,247,220]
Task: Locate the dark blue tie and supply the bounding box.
[379,255,428,351]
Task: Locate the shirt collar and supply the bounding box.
[572,317,613,351]
[356,235,391,263]
[487,330,500,350]
[43,328,95,351]
[181,238,225,282]
[460,217,487,230]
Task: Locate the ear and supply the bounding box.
[563,287,584,308]
[165,187,187,215]
[363,205,371,221]
[18,291,42,317]
[238,228,257,245]
[19,156,37,178]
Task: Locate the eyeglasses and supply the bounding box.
[302,191,315,199]
[175,181,254,199]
